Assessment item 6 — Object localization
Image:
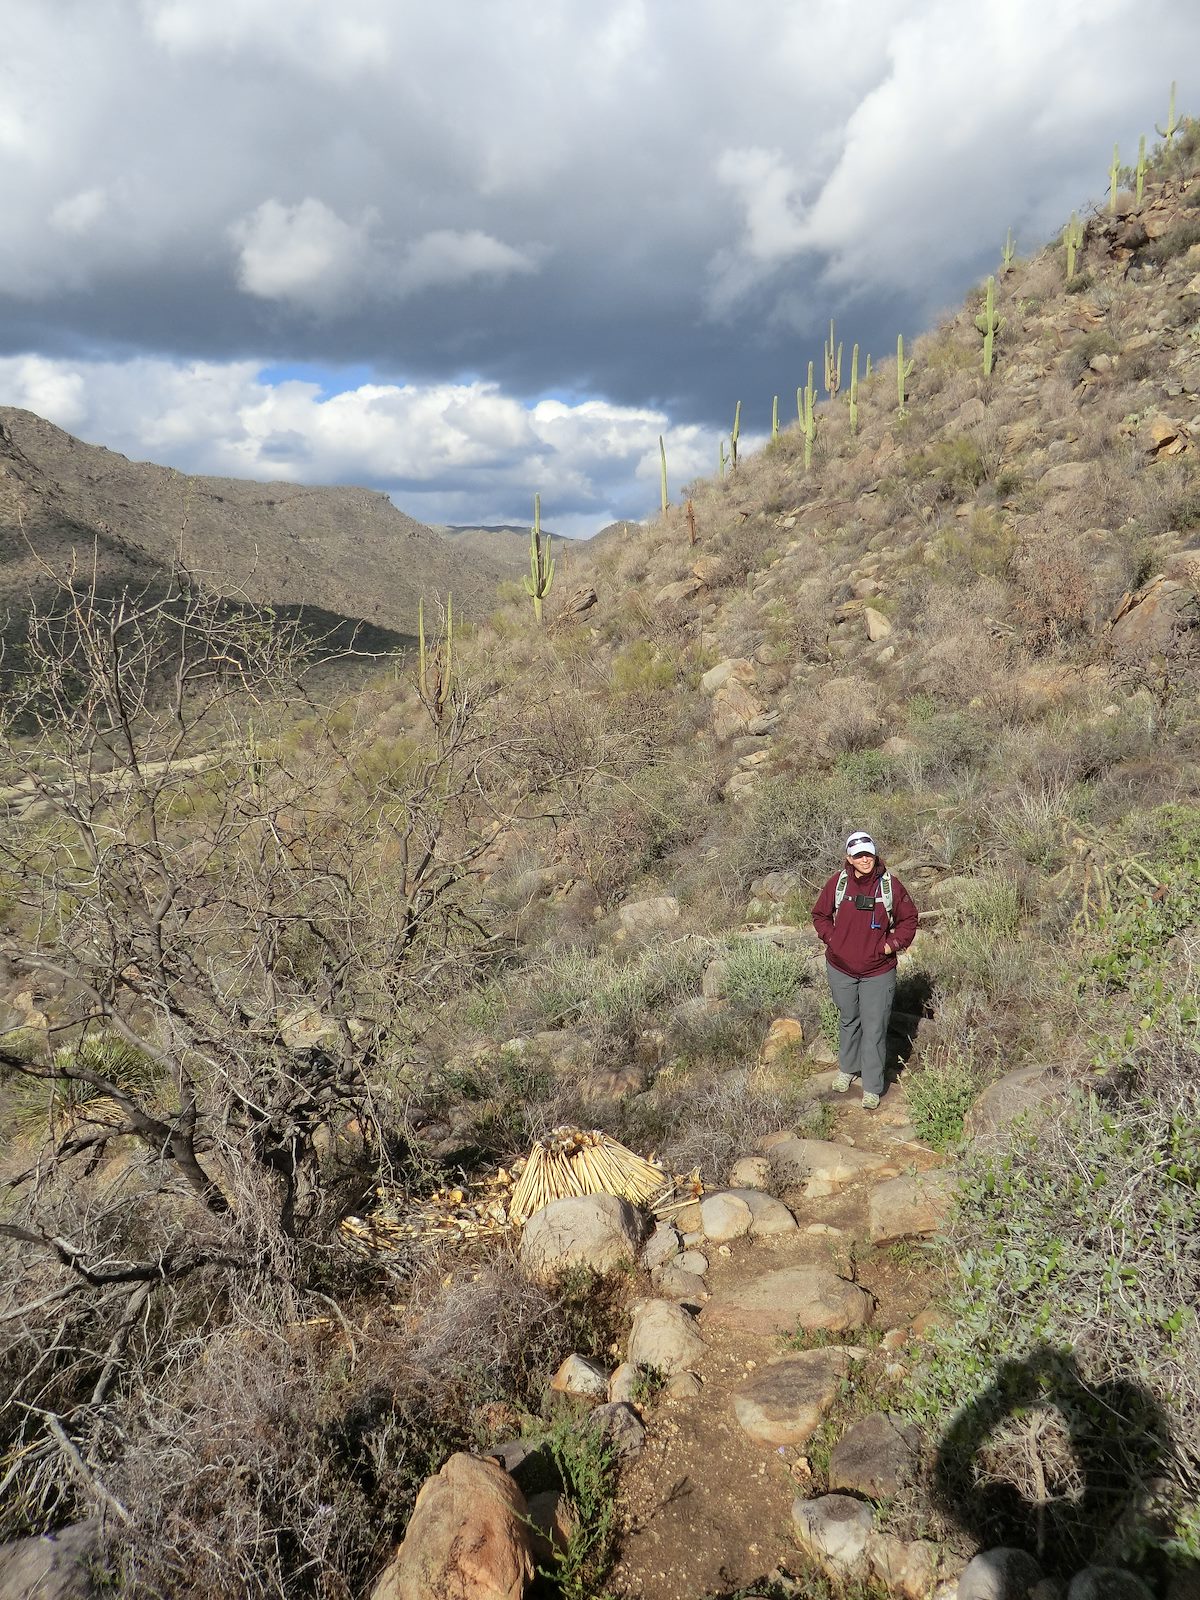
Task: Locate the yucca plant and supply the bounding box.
[3,1034,165,1149]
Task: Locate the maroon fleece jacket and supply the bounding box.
[811,861,919,979]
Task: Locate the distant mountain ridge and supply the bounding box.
[0,407,505,649]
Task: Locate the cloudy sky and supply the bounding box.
[0,1,1194,536]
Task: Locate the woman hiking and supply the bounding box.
[811,831,919,1109]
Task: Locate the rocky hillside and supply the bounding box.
[0,406,506,653]
[2,117,1199,1600]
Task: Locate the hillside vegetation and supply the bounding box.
[1,115,1199,1600]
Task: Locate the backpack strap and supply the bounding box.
[834,869,849,912]
[879,870,894,925]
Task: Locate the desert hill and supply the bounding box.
[0,406,506,652]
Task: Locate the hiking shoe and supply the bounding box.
[861,1091,881,1111]
[832,1072,853,1093]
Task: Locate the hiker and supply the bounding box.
[811,831,919,1109]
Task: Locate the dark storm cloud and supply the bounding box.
[1,0,1197,529]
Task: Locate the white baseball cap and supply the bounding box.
[845,831,877,856]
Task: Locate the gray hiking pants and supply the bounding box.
[825,962,896,1097]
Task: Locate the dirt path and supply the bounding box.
[611,1079,946,1600]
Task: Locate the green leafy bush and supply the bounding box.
[904,1044,978,1150]
[721,939,807,1014]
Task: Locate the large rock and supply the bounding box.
[732,1347,862,1445]
[868,1171,954,1244]
[702,1266,870,1337]
[520,1195,643,1279]
[699,1191,754,1242]
[1067,1568,1155,1600]
[764,1136,888,1192]
[626,1299,706,1375]
[964,1064,1061,1141]
[866,1531,941,1600]
[736,1189,798,1235]
[370,1453,533,1600]
[828,1411,920,1498]
[957,1548,1044,1600]
[549,1355,609,1402]
[791,1494,874,1576]
[713,679,769,741]
[616,895,680,938]
[1107,576,1199,663]
[0,1522,99,1600]
[588,1402,646,1459]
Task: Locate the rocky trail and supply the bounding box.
[610,1070,950,1600]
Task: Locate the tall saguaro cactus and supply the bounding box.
[1064,213,1084,281]
[1157,81,1180,145]
[896,334,914,418]
[848,344,860,436]
[418,594,454,720]
[771,394,779,442]
[803,361,817,470]
[719,439,728,479]
[524,493,554,624]
[1109,144,1121,214]
[824,319,842,399]
[1001,228,1015,271]
[1136,135,1148,206]
[975,276,1002,377]
[731,401,742,471]
[659,435,669,513]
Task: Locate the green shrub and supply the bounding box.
[721,939,807,1015]
[904,1044,978,1150]
[540,1412,620,1599]
[730,773,859,888]
[1142,215,1200,265]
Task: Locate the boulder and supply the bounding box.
[764,1136,888,1191]
[651,1261,709,1301]
[828,1411,920,1498]
[0,1521,100,1600]
[957,1548,1045,1600]
[653,578,703,607]
[1040,461,1090,493]
[588,1401,646,1459]
[520,1195,643,1279]
[732,1347,862,1445]
[549,1354,609,1402]
[714,680,769,741]
[699,1192,753,1242]
[626,1300,706,1375]
[964,1064,1060,1141]
[1067,1569,1155,1600]
[864,607,893,642]
[791,1494,875,1577]
[640,1223,682,1271]
[734,1188,798,1235]
[868,1171,954,1244]
[1107,576,1199,663]
[616,895,680,939]
[699,657,755,694]
[702,1266,870,1337]
[761,1017,805,1061]
[866,1531,942,1600]
[370,1453,533,1600]
[728,1155,771,1190]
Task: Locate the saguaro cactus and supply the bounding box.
[418,594,454,719]
[1136,135,1147,206]
[771,394,779,442]
[975,276,1002,377]
[896,334,914,418]
[803,361,817,470]
[849,344,860,436]
[719,438,728,479]
[1157,81,1180,145]
[524,493,554,624]
[659,435,668,513]
[1109,144,1121,214]
[865,353,873,382]
[1001,228,1015,271]
[731,401,741,470]
[824,319,842,399]
[1064,212,1084,281]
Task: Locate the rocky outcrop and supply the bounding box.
[369,1453,533,1600]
